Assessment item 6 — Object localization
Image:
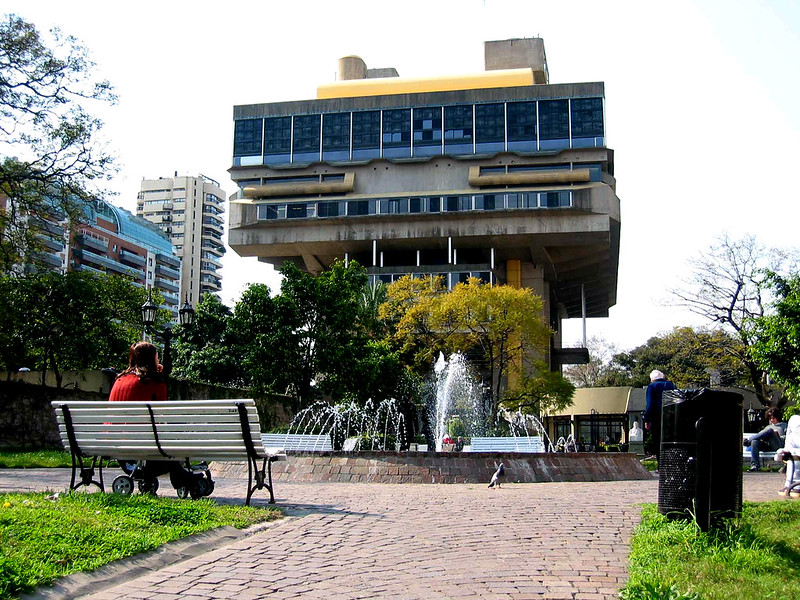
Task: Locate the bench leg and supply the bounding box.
[69,453,105,492]
[245,457,276,506]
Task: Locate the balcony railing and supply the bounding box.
[154,277,179,294]
[155,264,180,279]
[119,249,147,268]
[156,253,181,269]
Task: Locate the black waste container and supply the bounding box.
[658,388,743,531]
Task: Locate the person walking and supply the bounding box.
[643,370,676,469]
[746,407,787,472]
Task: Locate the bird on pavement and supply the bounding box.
[488,462,505,488]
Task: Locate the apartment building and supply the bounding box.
[136,175,226,306]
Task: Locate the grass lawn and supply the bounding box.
[0,491,282,600]
[621,502,800,600]
[0,449,72,469]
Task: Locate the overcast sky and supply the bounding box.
[6,0,800,350]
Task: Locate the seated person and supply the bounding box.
[454,436,465,452]
[776,414,800,496]
[746,407,787,472]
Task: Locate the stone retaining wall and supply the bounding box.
[212,451,652,484]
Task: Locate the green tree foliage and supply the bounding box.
[0,14,116,272]
[170,263,404,408]
[171,294,242,387]
[503,361,576,417]
[597,326,750,389]
[0,271,149,386]
[382,276,564,421]
[750,274,800,401]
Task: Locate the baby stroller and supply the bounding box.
[112,459,215,500]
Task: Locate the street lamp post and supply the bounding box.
[141,289,194,378]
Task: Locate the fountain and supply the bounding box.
[430,352,487,450]
[222,352,651,485]
[286,398,406,452]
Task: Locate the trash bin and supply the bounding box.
[658,388,743,531]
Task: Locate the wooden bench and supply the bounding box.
[51,399,287,505]
[470,436,545,453]
[261,433,333,451]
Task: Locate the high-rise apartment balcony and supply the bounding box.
[154,277,179,294]
[156,253,181,269]
[34,251,63,270]
[76,232,109,253]
[119,249,147,268]
[155,264,180,279]
[37,234,64,253]
[161,291,179,306]
[80,251,144,280]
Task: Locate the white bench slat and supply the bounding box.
[470,437,545,452]
[262,433,332,451]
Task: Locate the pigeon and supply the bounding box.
[488,462,505,488]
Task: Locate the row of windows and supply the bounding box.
[256,191,572,221]
[233,98,603,165]
[369,271,492,289]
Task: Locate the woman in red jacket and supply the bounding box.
[109,341,167,402]
[110,341,201,495]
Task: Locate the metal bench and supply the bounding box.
[51,399,287,505]
[742,433,781,464]
[470,436,545,453]
[261,433,333,451]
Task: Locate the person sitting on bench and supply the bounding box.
[110,341,204,493]
[745,407,787,472]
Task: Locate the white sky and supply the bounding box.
[6,0,800,350]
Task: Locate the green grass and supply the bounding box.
[0,491,282,599]
[0,449,72,469]
[620,502,800,600]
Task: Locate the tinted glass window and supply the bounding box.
[538,99,570,140]
[352,111,380,159]
[347,200,369,216]
[322,113,350,160]
[293,114,321,161]
[571,97,604,145]
[475,103,504,151]
[382,109,411,157]
[506,102,537,152]
[263,117,291,163]
[233,119,262,156]
[287,204,308,219]
[413,107,442,156]
[444,105,473,154]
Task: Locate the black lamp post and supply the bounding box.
[141,289,194,378]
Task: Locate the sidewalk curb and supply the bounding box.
[21,519,287,600]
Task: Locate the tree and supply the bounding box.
[0,271,149,386]
[0,14,116,272]
[750,274,800,402]
[503,361,576,417]
[171,293,242,387]
[598,326,751,389]
[563,336,620,387]
[671,234,797,403]
[382,276,558,423]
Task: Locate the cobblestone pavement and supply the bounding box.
[1,469,787,600]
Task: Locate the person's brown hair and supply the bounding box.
[118,341,162,382]
[765,407,782,421]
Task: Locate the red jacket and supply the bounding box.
[109,373,167,402]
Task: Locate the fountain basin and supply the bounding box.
[212,451,652,484]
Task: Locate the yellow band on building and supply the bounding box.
[317,68,535,100]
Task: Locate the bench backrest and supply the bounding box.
[470,436,545,453]
[51,399,281,462]
[261,433,333,451]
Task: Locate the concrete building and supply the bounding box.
[228,38,620,362]
[136,174,226,306]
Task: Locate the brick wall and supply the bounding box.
[213,451,652,484]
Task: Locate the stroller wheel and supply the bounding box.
[175,486,190,500]
[112,475,134,496]
[138,478,159,495]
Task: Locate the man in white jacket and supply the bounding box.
[776,414,800,497]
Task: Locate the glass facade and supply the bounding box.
[233,97,605,166]
[256,190,572,221]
